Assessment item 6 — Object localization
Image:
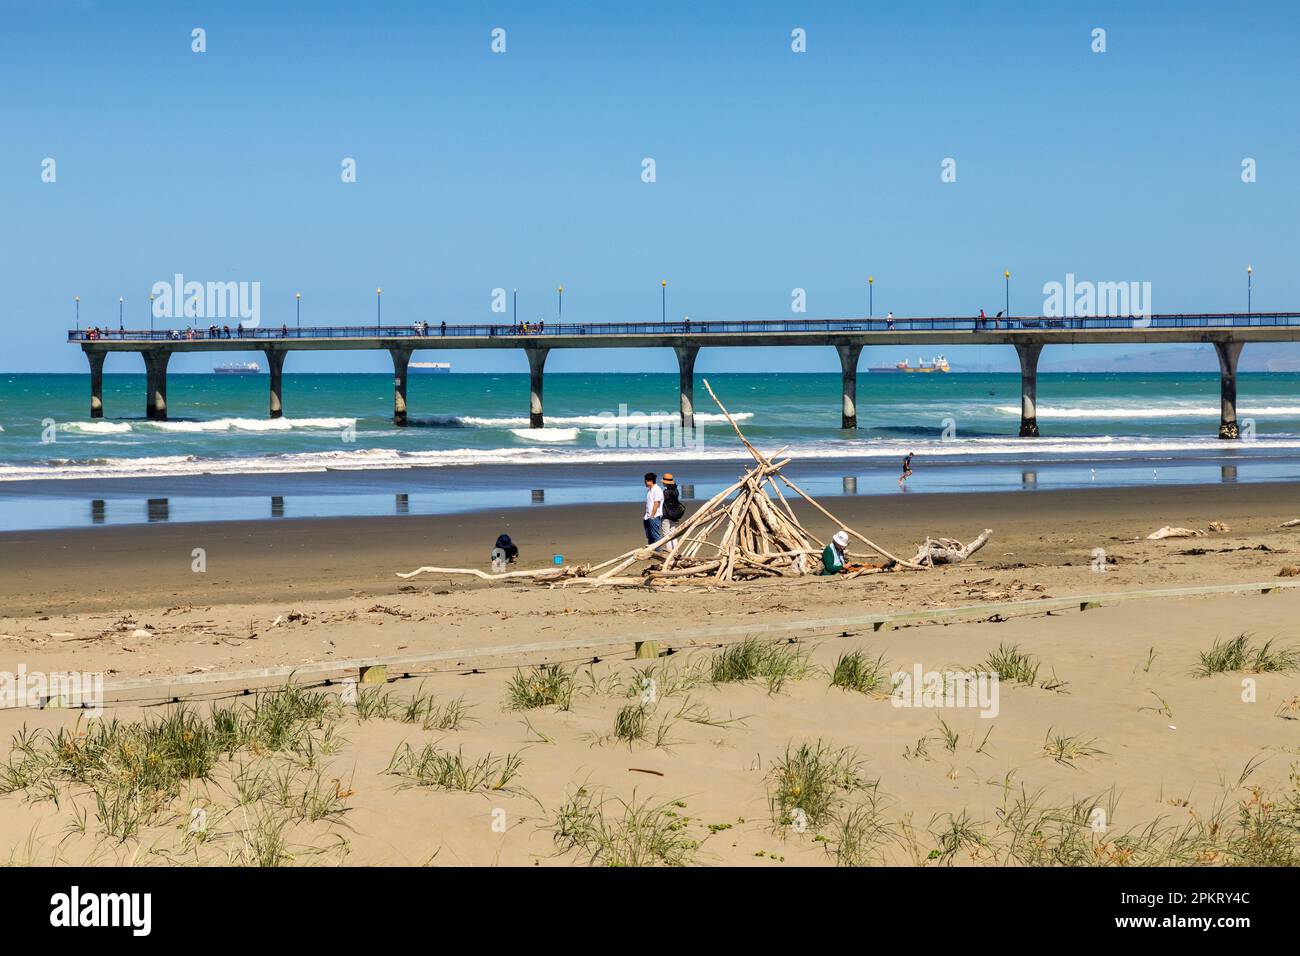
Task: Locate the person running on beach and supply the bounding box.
[643,472,664,544]
[820,530,851,575]
[661,473,686,549]
[899,452,914,486]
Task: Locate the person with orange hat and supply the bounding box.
[661,473,686,549]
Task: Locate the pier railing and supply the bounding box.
[65,312,1300,342]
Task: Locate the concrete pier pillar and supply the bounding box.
[390,347,411,426]
[526,346,549,428]
[142,350,170,421]
[86,349,106,419]
[265,349,287,419]
[674,345,699,429]
[836,343,863,429]
[1015,342,1043,437]
[1214,341,1245,439]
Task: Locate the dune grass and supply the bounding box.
[826,792,896,866]
[1195,634,1300,677]
[353,683,472,731]
[710,638,811,693]
[981,643,1041,685]
[385,742,523,792]
[1042,728,1106,768]
[504,664,575,711]
[552,786,703,866]
[768,740,871,832]
[0,684,349,843]
[830,649,892,696]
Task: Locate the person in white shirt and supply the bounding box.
[642,472,664,544]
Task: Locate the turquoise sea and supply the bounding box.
[1,371,1298,530]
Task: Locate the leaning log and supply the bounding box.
[910,529,993,566]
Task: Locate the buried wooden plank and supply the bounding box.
[12,579,1300,710]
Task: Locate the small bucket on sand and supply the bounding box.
[553,553,564,565]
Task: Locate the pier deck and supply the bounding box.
[68,313,1300,436]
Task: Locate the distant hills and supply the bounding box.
[1040,345,1300,373]
[954,344,1300,373]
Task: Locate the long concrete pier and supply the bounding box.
[68,313,1300,438]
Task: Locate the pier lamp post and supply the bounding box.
[149,293,155,333]
[1004,270,1010,317]
[661,280,667,323]
[1247,265,1253,314]
[74,296,80,326]
[868,276,873,317]
[376,287,382,330]
[296,292,301,329]
[513,288,518,325]
[118,297,124,331]
[557,285,563,321]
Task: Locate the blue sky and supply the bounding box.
[3,0,1297,374]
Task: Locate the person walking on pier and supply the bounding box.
[440,321,446,336]
[643,472,664,544]
[887,312,895,331]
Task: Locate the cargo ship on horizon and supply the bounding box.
[213,361,261,375]
[868,355,951,374]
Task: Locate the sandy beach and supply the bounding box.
[3,481,1299,865]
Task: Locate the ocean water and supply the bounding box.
[1,371,1298,530]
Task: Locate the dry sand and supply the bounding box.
[2,482,1299,865]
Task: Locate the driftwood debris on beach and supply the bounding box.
[398,381,992,586]
[911,529,994,566]
[1147,526,1208,540]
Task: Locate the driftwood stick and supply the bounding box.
[398,565,584,581]
[703,378,813,534]
[774,472,921,569]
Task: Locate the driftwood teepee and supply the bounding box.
[398,380,990,586]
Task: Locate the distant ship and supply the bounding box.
[214,361,261,375]
[868,355,951,374]
[410,362,452,374]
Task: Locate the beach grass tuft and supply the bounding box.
[505,664,575,711]
[1195,633,1300,676]
[768,740,871,832]
[830,649,892,696]
[827,793,896,866]
[981,643,1040,685]
[385,742,523,792]
[710,638,810,693]
[1042,728,1105,767]
[612,703,652,745]
[552,786,702,866]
